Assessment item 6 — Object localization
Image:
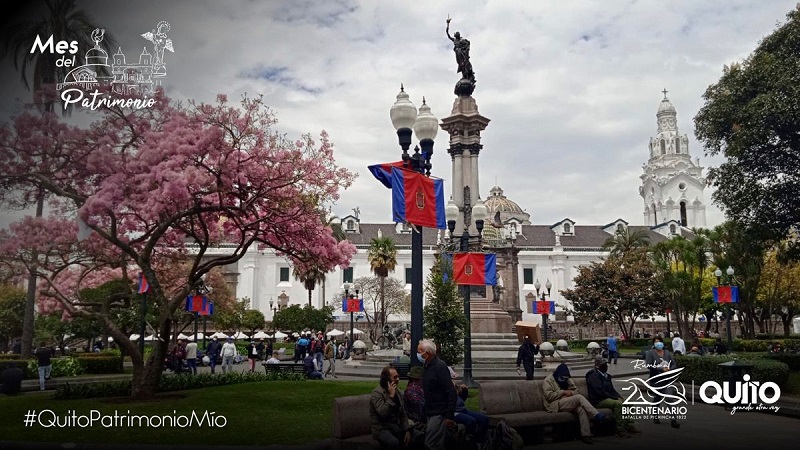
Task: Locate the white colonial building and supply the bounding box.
[218,93,707,335]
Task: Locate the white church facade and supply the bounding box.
[216,92,708,335]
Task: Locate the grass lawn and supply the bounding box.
[2,380,481,446]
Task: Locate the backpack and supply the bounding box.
[482,420,523,450]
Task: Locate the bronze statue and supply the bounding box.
[446,17,476,95]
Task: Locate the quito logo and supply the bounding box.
[620,368,687,406]
[700,374,780,406]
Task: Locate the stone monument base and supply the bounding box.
[469,298,514,334]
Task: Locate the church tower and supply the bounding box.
[639,90,707,228]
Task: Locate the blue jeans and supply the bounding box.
[455,410,489,441]
[38,365,52,390]
[609,350,619,364]
[187,358,197,374]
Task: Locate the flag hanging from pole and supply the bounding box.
[453,253,497,286]
[713,286,739,303]
[198,301,214,316]
[185,295,207,312]
[390,167,446,229]
[368,161,406,189]
[534,301,556,315]
[137,273,150,294]
[342,297,364,313]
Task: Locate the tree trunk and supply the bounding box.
[380,276,385,328]
[20,194,44,358]
[130,316,171,400]
[308,287,312,307]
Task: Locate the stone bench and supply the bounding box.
[478,378,614,442]
[331,394,379,450]
[262,362,306,376]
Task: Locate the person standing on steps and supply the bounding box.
[516,335,539,380]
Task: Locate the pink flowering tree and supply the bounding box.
[0,91,355,398]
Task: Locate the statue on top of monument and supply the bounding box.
[446,16,476,94]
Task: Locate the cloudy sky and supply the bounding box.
[1,0,796,229]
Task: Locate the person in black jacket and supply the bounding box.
[417,339,456,450]
[586,358,639,437]
[516,335,539,380]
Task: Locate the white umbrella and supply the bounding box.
[129,334,141,341]
[144,334,158,341]
[274,331,288,339]
[177,333,190,340]
[187,332,205,341]
[292,332,300,337]
[211,332,228,339]
[232,331,249,340]
[351,328,364,335]
[253,331,269,339]
[326,329,345,337]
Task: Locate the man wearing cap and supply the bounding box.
[221,337,237,374]
[516,335,539,380]
[586,358,640,437]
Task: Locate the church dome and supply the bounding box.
[657,94,676,115]
[484,186,531,224]
[85,46,108,65]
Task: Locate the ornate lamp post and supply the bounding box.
[534,279,552,342]
[390,85,438,367]
[445,196,487,388]
[343,282,360,348]
[714,266,736,351]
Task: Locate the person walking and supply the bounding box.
[185,340,198,375]
[324,338,337,378]
[606,334,619,364]
[256,339,266,361]
[221,337,237,374]
[645,337,680,429]
[170,339,187,374]
[246,340,259,372]
[543,363,606,444]
[516,335,539,380]
[370,366,411,449]
[586,358,640,437]
[206,337,221,374]
[313,332,325,373]
[417,339,457,450]
[34,342,54,390]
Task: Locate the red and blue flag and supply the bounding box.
[453,252,497,286]
[343,297,364,313]
[185,295,207,312]
[534,300,556,315]
[390,167,446,229]
[137,273,150,294]
[368,161,406,189]
[198,301,214,316]
[713,286,739,304]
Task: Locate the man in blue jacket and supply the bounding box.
[417,339,456,450]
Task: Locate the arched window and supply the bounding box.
[680,202,687,227]
[617,223,624,233]
[564,223,572,234]
[660,140,666,155]
[670,224,677,235]
[675,138,681,154]
[347,220,354,231]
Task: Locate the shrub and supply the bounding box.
[766,353,800,371]
[54,380,132,399]
[675,355,790,387]
[0,354,22,360]
[76,355,123,374]
[25,356,85,378]
[0,359,32,378]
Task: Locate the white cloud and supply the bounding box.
[1,0,795,230]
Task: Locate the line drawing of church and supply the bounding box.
[56,23,173,97]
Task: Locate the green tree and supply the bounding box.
[242,309,266,336]
[0,0,116,359]
[758,246,800,337]
[694,5,800,260]
[562,250,661,341]
[368,237,397,328]
[348,275,410,344]
[0,284,25,352]
[272,304,333,333]
[423,254,465,366]
[602,228,651,257]
[214,297,249,336]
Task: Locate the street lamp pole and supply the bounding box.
[445,197,487,388]
[534,279,552,342]
[390,85,438,367]
[344,283,359,351]
[714,267,736,351]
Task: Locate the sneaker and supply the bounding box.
[593,413,606,422]
[581,436,593,444]
[615,430,630,438]
[625,426,642,434]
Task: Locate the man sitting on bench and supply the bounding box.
[266,351,280,364]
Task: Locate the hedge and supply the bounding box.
[54,370,304,400]
[76,355,123,374]
[674,355,790,387]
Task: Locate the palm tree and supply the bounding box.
[293,264,327,307]
[368,237,397,328]
[1,0,114,358]
[1,0,116,113]
[603,228,651,257]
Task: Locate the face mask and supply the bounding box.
[417,352,426,363]
[598,364,609,373]
[654,342,665,350]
